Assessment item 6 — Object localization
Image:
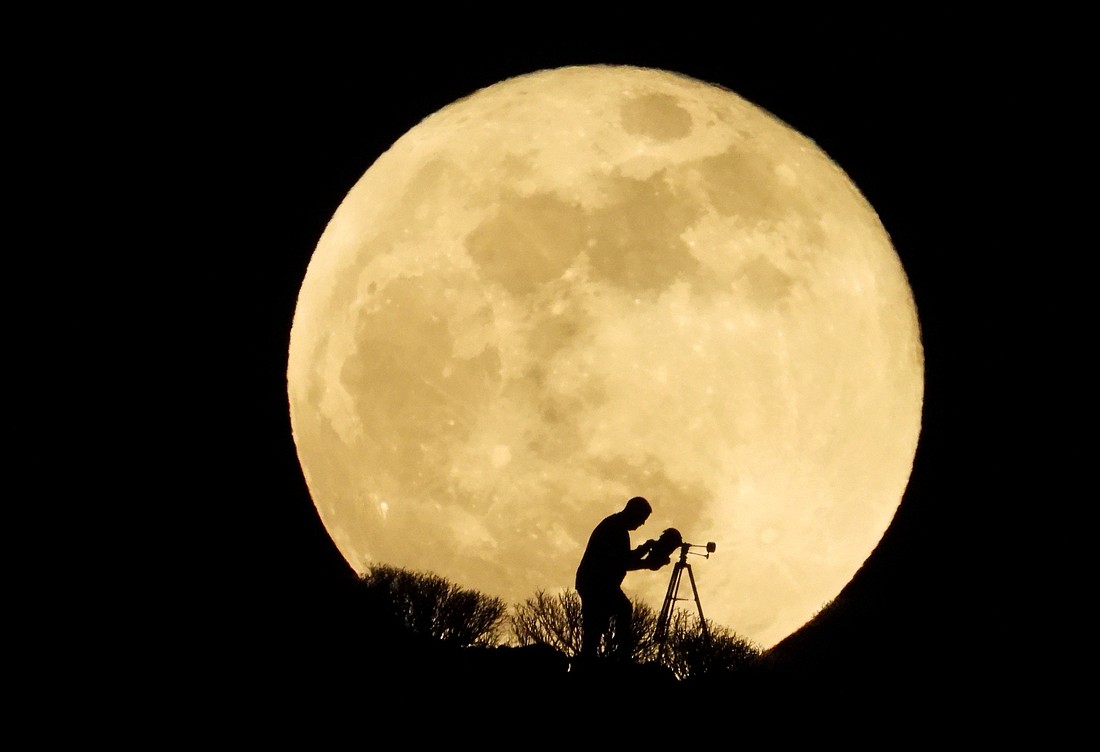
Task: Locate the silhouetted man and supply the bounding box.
[575,496,667,663]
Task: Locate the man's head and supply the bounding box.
[622,496,652,529]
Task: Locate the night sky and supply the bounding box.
[198,40,1008,700]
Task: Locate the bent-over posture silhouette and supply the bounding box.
[575,496,667,662]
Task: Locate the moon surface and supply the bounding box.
[287,65,923,649]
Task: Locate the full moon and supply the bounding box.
[287,65,923,649]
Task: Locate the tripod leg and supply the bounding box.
[685,564,709,641]
[655,562,683,645]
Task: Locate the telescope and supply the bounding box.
[643,529,715,567]
[654,536,716,648]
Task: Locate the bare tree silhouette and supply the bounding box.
[357,564,508,647]
[509,588,759,678]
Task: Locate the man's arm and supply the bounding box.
[625,539,656,571]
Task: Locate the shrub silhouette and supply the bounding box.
[509,588,760,678]
[657,609,762,680]
[348,568,760,681]
[511,589,662,662]
[357,564,508,647]
[508,589,584,655]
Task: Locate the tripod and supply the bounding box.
[654,542,714,648]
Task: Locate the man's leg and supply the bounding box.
[609,590,634,662]
[579,592,608,659]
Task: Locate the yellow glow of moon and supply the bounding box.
[287,65,923,649]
